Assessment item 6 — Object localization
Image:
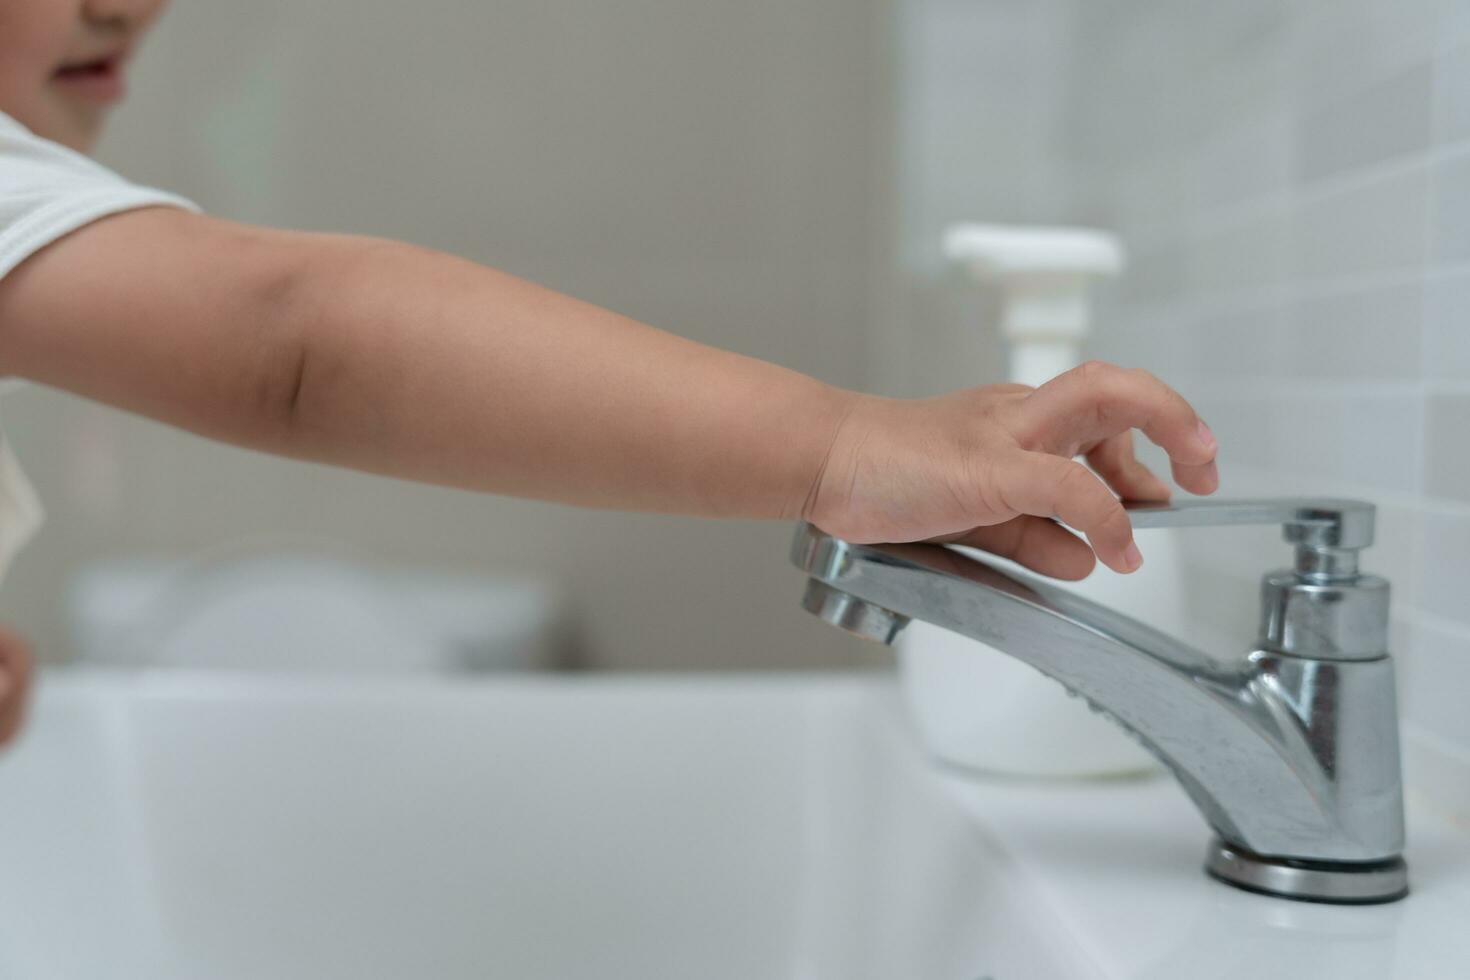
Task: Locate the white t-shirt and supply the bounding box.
[0,110,200,580]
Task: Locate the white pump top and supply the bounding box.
[942,223,1126,388]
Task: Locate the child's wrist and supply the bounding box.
[787,383,868,525]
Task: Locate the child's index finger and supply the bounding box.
[1016,361,1218,471]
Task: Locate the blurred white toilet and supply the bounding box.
[69,553,568,673]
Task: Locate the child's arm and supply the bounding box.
[0,208,1218,578]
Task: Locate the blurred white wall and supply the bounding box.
[3,0,888,669]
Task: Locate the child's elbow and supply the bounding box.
[243,232,405,457]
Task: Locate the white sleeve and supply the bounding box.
[0,113,198,578]
[0,111,200,283]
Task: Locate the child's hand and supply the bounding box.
[803,361,1219,580]
[0,627,31,748]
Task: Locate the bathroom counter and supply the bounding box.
[937,766,1470,979]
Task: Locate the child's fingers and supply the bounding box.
[939,515,1096,581]
[1014,361,1218,493]
[0,628,32,747]
[1170,452,1220,497]
[1086,431,1171,502]
[994,451,1140,572]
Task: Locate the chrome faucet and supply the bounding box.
[791,498,1408,904]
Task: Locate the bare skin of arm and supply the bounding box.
[0,208,1219,582]
[0,210,849,519]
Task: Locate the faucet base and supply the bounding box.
[1204,839,1408,905]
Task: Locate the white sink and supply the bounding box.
[0,670,1465,979]
[0,671,1096,980]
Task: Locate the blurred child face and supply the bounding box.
[0,0,168,151]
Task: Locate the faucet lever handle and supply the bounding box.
[1124,497,1374,580]
[1123,497,1374,548]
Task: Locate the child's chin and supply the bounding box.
[39,99,109,151]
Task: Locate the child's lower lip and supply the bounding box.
[50,61,126,104]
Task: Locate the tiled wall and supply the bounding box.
[1063,0,1470,810]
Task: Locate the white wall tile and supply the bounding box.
[1296,65,1434,183]
[1293,0,1442,102]
[1447,0,1470,52]
[1419,509,1470,626]
[1117,240,1190,307]
[1368,504,1424,611]
[1188,209,1297,296]
[1359,0,1449,74]
[1298,165,1431,281]
[1293,1,1377,105]
[1268,392,1423,493]
[1425,395,1470,501]
[1286,280,1424,379]
[1191,108,1296,214]
[1345,395,1427,495]
[1435,42,1470,146]
[1432,150,1470,265]
[1404,618,1470,747]
[1191,304,1288,380]
[1424,269,1470,379]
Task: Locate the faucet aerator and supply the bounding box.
[801,579,909,645]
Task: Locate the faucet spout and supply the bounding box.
[791,511,1408,904]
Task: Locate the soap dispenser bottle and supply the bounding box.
[895,224,1191,777]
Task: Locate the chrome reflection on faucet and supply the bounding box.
[791,498,1408,904]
